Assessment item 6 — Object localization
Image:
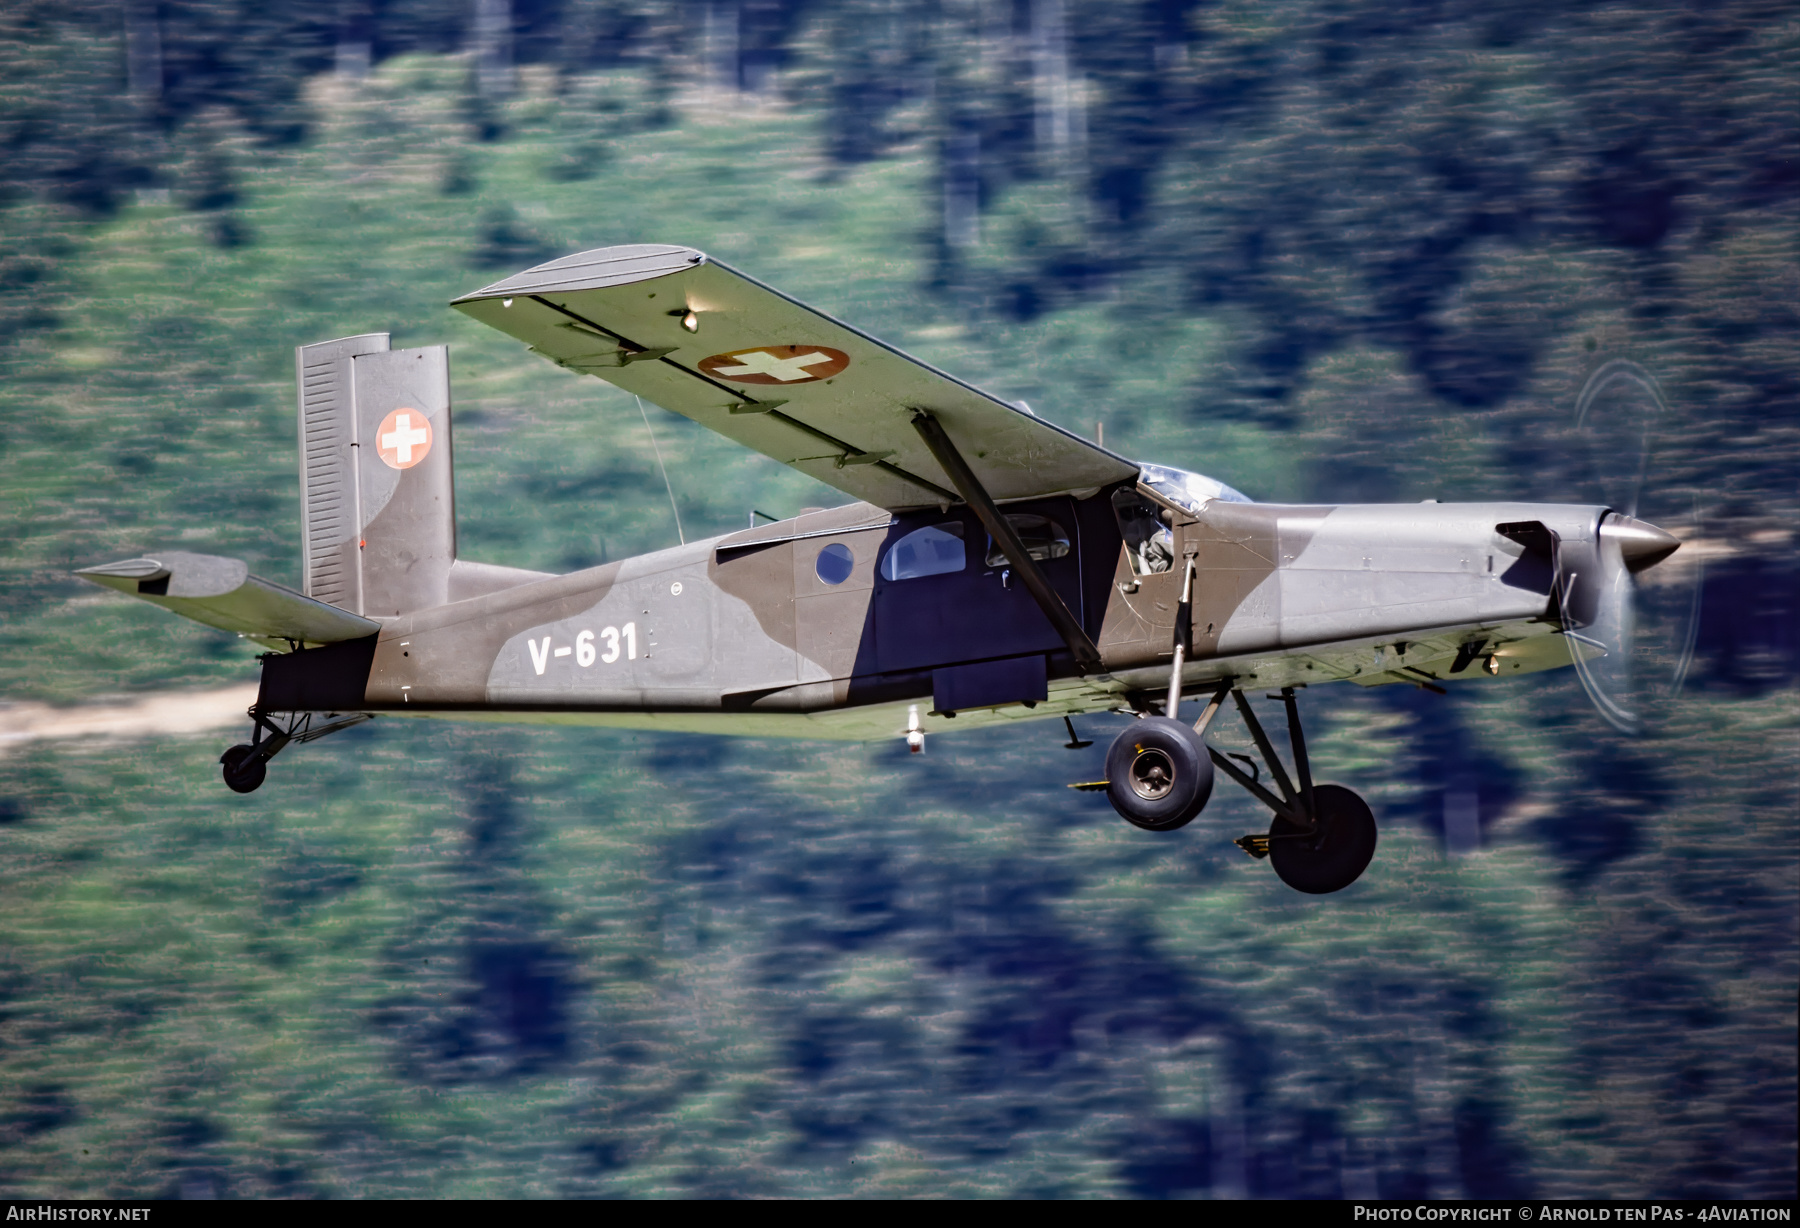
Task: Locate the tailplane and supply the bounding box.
[76,552,378,648]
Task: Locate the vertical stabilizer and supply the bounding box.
[296,336,456,617]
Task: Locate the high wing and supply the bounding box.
[451,245,1139,510]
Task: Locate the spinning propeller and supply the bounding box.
[1561,360,1706,734]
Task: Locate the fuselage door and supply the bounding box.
[1098,487,1187,664]
[871,498,1085,674]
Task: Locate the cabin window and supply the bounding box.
[1113,489,1174,575]
[880,523,965,581]
[815,541,856,585]
[984,515,1071,569]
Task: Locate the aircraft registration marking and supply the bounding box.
[376,408,433,469]
[699,345,850,385]
[529,623,637,675]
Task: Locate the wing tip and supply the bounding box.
[452,243,707,305]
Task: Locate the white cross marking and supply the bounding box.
[713,350,835,382]
[381,412,429,462]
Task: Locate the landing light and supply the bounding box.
[681,309,699,333]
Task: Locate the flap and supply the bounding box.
[77,551,381,648]
[452,244,1141,511]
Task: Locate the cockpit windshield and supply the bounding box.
[1136,463,1253,513]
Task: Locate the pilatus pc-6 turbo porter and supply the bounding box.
[80,244,1684,894]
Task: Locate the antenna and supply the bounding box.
[636,395,685,546]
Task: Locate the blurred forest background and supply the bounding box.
[0,0,1795,1199]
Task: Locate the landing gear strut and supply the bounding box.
[220,708,372,793]
[1208,687,1376,894]
[1097,547,1215,832]
[1084,549,1375,891]
[1083,684,1376,893]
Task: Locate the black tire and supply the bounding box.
[220,744,266,794]
[1104,718,1214,832]
[1268,784,1376,894]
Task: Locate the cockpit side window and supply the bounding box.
[880,522,966,581]
[1112,489,1175,576]
[984,515,1070,569]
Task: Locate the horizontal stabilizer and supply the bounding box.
[77,552,380,648]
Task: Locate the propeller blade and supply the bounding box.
[1575,359,1663,519]
[1570,519,1644,734]
[1567,359,1703,734]
[1637,494,1707,706]
[1666,513,1705,701]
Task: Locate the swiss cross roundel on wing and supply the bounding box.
[376,408,433,470]
[698,345,850,385]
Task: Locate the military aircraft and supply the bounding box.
[78,244,1685,894]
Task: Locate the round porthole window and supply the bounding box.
[815,542,855,585]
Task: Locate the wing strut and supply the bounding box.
[910,410,1105,675]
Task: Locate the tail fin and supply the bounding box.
[297,334,455,617]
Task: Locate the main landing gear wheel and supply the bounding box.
[220,743,267,794]
[1268,784,1377,895]
[1105,718,1215,831]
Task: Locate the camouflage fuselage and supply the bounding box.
[262,487,1606,743]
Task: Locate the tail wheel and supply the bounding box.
[1268,784,1376,894]
[220,744,267,794]
[1104,718,1215,832]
